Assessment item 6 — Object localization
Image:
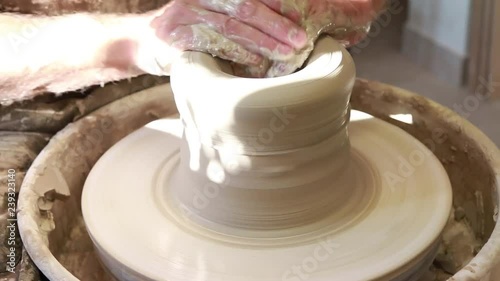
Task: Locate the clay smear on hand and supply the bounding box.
[233,0,376,78]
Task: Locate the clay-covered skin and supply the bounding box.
[0,0,383,105]
[247,0,385,77]
[152,0,386,77]
[151,0,308,68]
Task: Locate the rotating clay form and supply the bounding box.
[81,37,452,281]
[168,36,356,230]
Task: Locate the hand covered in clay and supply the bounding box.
[259,0,387,77]
[150,0,308,70]
[305,0,386,45]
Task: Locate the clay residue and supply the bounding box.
[233,1,371,77]
[433,208,482,276]
[417,209,482,281]
[57,216,115,281]
[17,84,176,280]
[351,79,498,241]
[351,79,499,280]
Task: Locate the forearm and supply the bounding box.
[0,12,174,105]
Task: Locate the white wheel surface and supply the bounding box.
[82,111,452,281]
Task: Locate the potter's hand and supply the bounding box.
[303,0,387,46]
[150,0,308,68]
[253,0,386,77]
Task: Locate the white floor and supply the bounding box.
[351,15,500,147]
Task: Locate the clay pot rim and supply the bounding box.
[171,37,351,109]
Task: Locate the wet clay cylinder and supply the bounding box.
[169,37,356,230]
[79,37,452,281]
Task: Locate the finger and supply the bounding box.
[184,0,307,48]
[201,12,295,60]
[152,2,294,59]
[151,2,197,36]
[168,24,264,66]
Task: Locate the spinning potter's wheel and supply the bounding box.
[82,38,452,281]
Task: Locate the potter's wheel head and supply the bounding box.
[81,112,452,281]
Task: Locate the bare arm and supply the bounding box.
[0,1,303,105]
[0,0,383,104]
[0,11,175,105]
